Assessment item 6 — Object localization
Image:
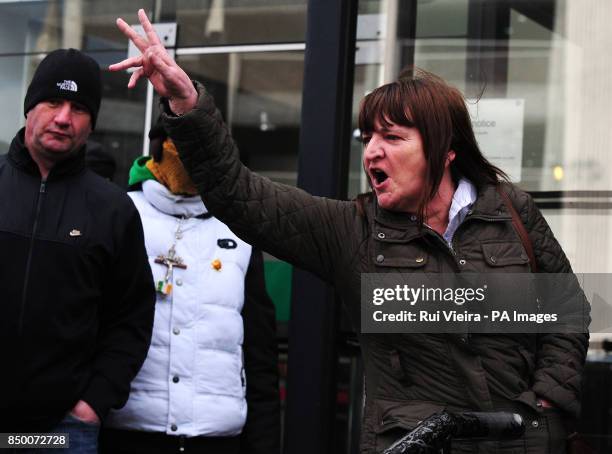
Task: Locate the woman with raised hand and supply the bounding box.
[110,10,587,453]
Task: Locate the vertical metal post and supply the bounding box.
[466,0,511,97]
[284,0,357,453]
[142,82,154,156]
[395,0,418,75]
[62,0,83,49]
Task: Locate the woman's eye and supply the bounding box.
[385,134,400,141]
[361,136,371,144]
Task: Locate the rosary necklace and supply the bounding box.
[154,217,188,295]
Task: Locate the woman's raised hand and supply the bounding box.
[110,9,197,115]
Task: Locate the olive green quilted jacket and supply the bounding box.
[163,83,588,453]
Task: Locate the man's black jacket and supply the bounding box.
[0,129,155,431]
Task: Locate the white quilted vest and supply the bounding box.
[106,180,251,436]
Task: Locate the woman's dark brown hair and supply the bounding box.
[357,68,507,221]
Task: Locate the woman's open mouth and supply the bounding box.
[371,169,388,185]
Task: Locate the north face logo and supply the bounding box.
[56,80,78,92]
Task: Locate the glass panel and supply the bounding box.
[505,9,555,190]
[173,0,307,47]
[90,51,147,188]
[0,1,156,54]
[0,55,27,153]
[176,51,304,185]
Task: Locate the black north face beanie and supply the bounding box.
[24,48,102,128]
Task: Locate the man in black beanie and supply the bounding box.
[0,48,155,452]
[22,48,102,178]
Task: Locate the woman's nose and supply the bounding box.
[364,136,384,160]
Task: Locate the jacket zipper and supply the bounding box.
[18,179,46,335]
[425,214,510,268]
[427,213,513,347]
[424,226,456,256]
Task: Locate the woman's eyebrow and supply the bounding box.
[381,124,414,133]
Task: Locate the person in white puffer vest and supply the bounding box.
[99,121,280,454]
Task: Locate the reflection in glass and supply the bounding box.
[0,1,156,55]
[0,55,28,153]
[91,52,147,188]
[173,0,307,47]
[177,51,304,185]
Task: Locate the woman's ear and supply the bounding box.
[446,150,456,166]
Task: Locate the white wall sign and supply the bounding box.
[466,99,525,182]
[127,22,177,69]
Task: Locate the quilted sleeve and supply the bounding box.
[162,82,359,283]
[517,191,589,418]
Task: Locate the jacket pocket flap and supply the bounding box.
[481,241,529,267]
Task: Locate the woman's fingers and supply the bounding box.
[127,67,144,89]
[108,55,143,72]
[115,18,149,52]
[149,52,194,101]
[149,52,174,80]
[155,47,176,67]
[112,8,195,108]
[138,9,163,47]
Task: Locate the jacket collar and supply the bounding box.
[370,182,511,232]
[8,127,87,181]
[468,184,513,220]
